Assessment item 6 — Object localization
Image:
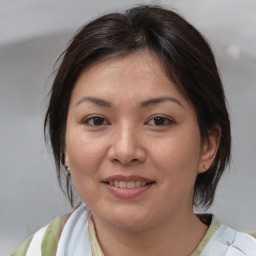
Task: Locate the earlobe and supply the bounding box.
[65,154,69,166]
[65,154,70,173]
[199,125,221,174]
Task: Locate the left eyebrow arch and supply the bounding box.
[140,97,184,108]
[75,97,112,108]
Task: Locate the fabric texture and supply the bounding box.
[191,216,221,256]
[88,218,105,256]
[41,212,71,256]
[11,235,34,256]
[12,205,256,255]
[25,225,49,256]
[55,204,91,256]
[249,232,256,239]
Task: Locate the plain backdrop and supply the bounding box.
[0,0,256,255]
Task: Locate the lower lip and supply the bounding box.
[104,183,154,199]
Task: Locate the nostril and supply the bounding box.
[107,140,146,164]
[113,158,137,165]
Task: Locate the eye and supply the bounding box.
[83,116,109,126]
[147,116,173,126]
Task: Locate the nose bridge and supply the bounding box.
[109,121,145,164]
[115,122,137,154]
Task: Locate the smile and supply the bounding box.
[102,175,155,198]
[107,180,150,189]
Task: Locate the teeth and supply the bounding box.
[135,181,141,187]
[109,181,148,188]
[127,181,135,189]
[119,181,126,188]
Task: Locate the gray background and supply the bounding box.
[0,0,255,255]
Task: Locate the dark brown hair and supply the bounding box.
[44,5,231,208]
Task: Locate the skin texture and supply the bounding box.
[65,51,220,255]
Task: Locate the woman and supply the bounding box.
[13,5,256,256]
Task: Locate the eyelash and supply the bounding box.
[146,115,174,126]
[83,116,109,126]
[83,115,173,127]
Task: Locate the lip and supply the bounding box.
[104,182,154,199]
[102,174,154,183]
[102,175,155,199]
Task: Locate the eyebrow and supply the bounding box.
[75,96,184,108]
[140,97,184,108]
[75,97,112,108]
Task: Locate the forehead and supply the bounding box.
[107,50,161,67]
[70,51,185,102]
[79,51,166,83]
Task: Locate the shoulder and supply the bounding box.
[11,235,34,256]
[202,219,256,255]
[249,232,256,239]
[11,212,71,256]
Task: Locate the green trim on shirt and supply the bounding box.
[41,212,71,256]
[88,218,105,256]
[11,234,34,256]
[191,216,221,256]
[11,212,71,256]
[11,213,256,256]
[249,232,256,239]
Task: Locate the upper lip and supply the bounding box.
[102,175,154,183]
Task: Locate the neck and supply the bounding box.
[92,210,208,256]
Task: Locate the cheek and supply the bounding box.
[151,130,201,185]
[66,130,106,169]
[66,136,105,204]
[153,134,201,164]
[65,131,109,200]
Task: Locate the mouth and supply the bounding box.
[102,175,155,198]
[103,180,154,189]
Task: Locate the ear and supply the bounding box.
[198,125,221,174]
[65,153,70,167]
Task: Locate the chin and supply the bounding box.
[97,206,155,231]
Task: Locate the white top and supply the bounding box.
[26,204,256,255]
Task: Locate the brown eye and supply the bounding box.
[153,117,166,126]
[148,116,173,126]
[84,116,108,126]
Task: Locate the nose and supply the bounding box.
[107,124,146,165]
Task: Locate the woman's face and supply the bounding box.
[65,51,214,230]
